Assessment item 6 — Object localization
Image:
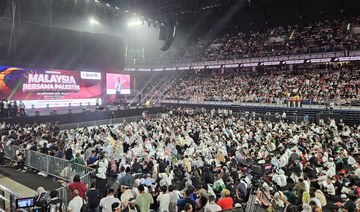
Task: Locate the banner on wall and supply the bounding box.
[0,66,102,108]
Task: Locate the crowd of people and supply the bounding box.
[1,107,360,212]
[126,16,360,67]
[161,64,360,106]
[0,99,26,118]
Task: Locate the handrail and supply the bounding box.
[159,99,360,111]
[0,183,24,212]
[0,184,23,198]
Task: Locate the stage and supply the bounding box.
[0,105,165,125]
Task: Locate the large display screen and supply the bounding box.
[0,66,102,108]
[106,73,131,95]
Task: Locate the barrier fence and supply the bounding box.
[3,145,96,209]
[0,184,24,212]
[59,113,162,130]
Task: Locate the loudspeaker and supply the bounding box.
[0,0,8,17]
[160,18,177,51]
[159,25,167,41]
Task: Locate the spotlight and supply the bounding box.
[128,19,142,26]
[89,17,99,24]
[115,7,119,10]
[106,3,110,7]
[95,0,99,2]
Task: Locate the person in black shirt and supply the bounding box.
[30,142,38,151]
[65,147,73,160]
[86,182,100,212]
[309,153,320,167]
[41,143,49,154]
[47,190,63,212]
[333,175,343,195]
[132,159,142,173]
[341,194,356,212]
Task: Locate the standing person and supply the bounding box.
[47,190,63,212]
[115,77,122,95]
[35,187,51,211]
[181,203,193,212]
[15,144,26,172]
[204,195,222,212]
[69,175,88,199]
[135,184,153,212]
[122,198,140,212]
[19,100,26,116]
[111,202,121,212]
[0,99,3,118]
[0,142,5,167]
[8,101,14,117]
[177,190,196,212]
[3,100,8,118]
[99,189,120,212]
[217,189,233,211]
[119,167,135,189]
[67,190,83,212]
[157,185,170,212]
[169,185,179,212]
[95,163,107,198]
[12,101,17,117]
[86,182,100,212]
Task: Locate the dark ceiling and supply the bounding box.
[102,0,360,32]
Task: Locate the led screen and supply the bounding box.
[0,66,102,108]
[106,73,131,95]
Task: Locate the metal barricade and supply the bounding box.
[56,186,70,211]
[4,145,94,182]
[0,184,24,212]
[56,168,96,208]
[59,115,150,130]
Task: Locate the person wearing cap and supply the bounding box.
[339,194,356,212]
[204,195,221,212]
[99,189,121,212]
[122,198,140,212]
[217,189,233,210]
[67,190,83,212]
